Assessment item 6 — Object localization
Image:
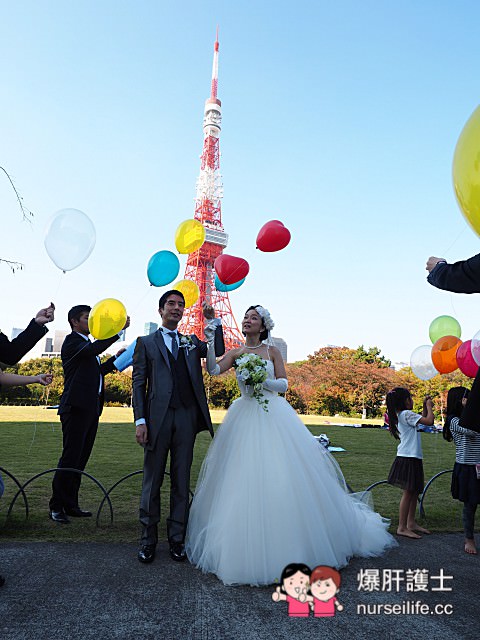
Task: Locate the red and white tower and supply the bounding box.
[179,33,243,349]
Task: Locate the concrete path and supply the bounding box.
[0,533,478,640]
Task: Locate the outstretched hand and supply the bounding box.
[426,257,446,273]
[36,373,53,386]
[35,302,55,325]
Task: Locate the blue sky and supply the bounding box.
[1,0,480,364]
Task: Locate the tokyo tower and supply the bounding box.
[179,32,244,349]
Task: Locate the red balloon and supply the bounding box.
[456,339,479,378]
[256,220,291,252]
[214,254,250,285]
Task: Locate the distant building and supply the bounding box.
[393,361,409,371]
[270,336,288,362]
[44,337,53,353]
[53,330,67,353]
[117,329,127,342]
[144,322,158,335]
[10,328,23,340]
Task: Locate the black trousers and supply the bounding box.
[460,366,480,433]
[139,404,198,545]
[49,404,100,512]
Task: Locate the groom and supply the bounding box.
[132,290,224,563]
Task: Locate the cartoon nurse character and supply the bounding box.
[272,563,311,617]
[307,565,343,617]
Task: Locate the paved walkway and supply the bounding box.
[0,533,478,640]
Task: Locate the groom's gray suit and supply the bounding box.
[132,325,224,545]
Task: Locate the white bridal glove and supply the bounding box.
[263,378,288,393]
[205,318,221,375]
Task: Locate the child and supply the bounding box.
[272,564,311,617]
[386,387,434,539]
[443,386,480,555]
[306,565,343,617]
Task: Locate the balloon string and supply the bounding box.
[443,227,466,256]
[52,271,65,300]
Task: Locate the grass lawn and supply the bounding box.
[0,407,462,543]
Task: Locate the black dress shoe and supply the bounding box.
[65,507,92,518]
[138,545,156,564]
[169,542,186,562]
[49,510,70,524]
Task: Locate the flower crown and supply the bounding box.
[255,306,274,332]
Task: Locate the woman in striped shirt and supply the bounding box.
[443,386,480,555]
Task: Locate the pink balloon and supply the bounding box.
[456,340,479,378]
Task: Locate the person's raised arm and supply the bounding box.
[418,396,434,426]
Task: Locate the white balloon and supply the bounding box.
[471,329,480,365]
[410,345,438,381]
[44,208,96,271]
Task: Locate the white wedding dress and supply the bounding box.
[185,359,396,586]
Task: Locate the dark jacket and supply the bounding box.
[0,319,47,366]
[58,332,119,416]
[427,254,480,294]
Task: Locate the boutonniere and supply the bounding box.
[179,335,196,352]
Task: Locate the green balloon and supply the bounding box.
[429,315,461,344]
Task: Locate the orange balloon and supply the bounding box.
[431,336,462,374]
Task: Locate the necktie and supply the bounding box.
[168,332,178,359]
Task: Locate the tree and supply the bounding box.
[1,166,34,272]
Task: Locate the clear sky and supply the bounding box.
[1,0,480,364]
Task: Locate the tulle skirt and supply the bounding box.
[186,393,396,586]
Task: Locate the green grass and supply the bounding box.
[0,407,463,543]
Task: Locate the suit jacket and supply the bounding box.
[58,331,119,416]
[427,253,480,294]
[0,319,47,366]
[132,325,225,450]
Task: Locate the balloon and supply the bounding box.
[214,275,245,292]
[470,329,480,365]
[456,340,479,378]
[175,219,206,254]
[453,105,480,236]
[410,345,438,381]
[431,335,462,374]
[44,208,96,271]
[88,298,127,340]
[214,254,249,285]
[256,220,291,252]
[147,251,180,287]
[173,279,199,308]
[429,315,461,344]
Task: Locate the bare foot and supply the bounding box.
[397,527,421,539]
[408,523,431,534]
[465,539,477,555]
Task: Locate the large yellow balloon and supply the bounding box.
[88,298,127,340]
[453,105,480,236]
[175,219,206,254]
[173,279,199,308]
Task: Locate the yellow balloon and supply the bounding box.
[173,279,199,308]
[88,298,127,340]
[453,105,480,236]
[175,219,206,254]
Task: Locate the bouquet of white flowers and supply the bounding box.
[234,353,269,411]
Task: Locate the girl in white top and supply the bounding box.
[386,387,434,539]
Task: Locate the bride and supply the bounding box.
[185,305,396,586]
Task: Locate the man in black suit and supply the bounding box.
[132,290,224,563]
[48,305,129,524]
[426,254,480,293]
[0,303,55,365]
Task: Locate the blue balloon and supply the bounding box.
[147,251,180,287]
[215,275,245,292]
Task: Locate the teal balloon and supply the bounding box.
[215,275,245,292]
[147,251,180,287]
[429,315,461,344]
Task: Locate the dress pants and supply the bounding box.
[140,404,198,545]
[49,403,100,511]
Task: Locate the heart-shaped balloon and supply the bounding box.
[214,254,250,285]
[256,220,291,252]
